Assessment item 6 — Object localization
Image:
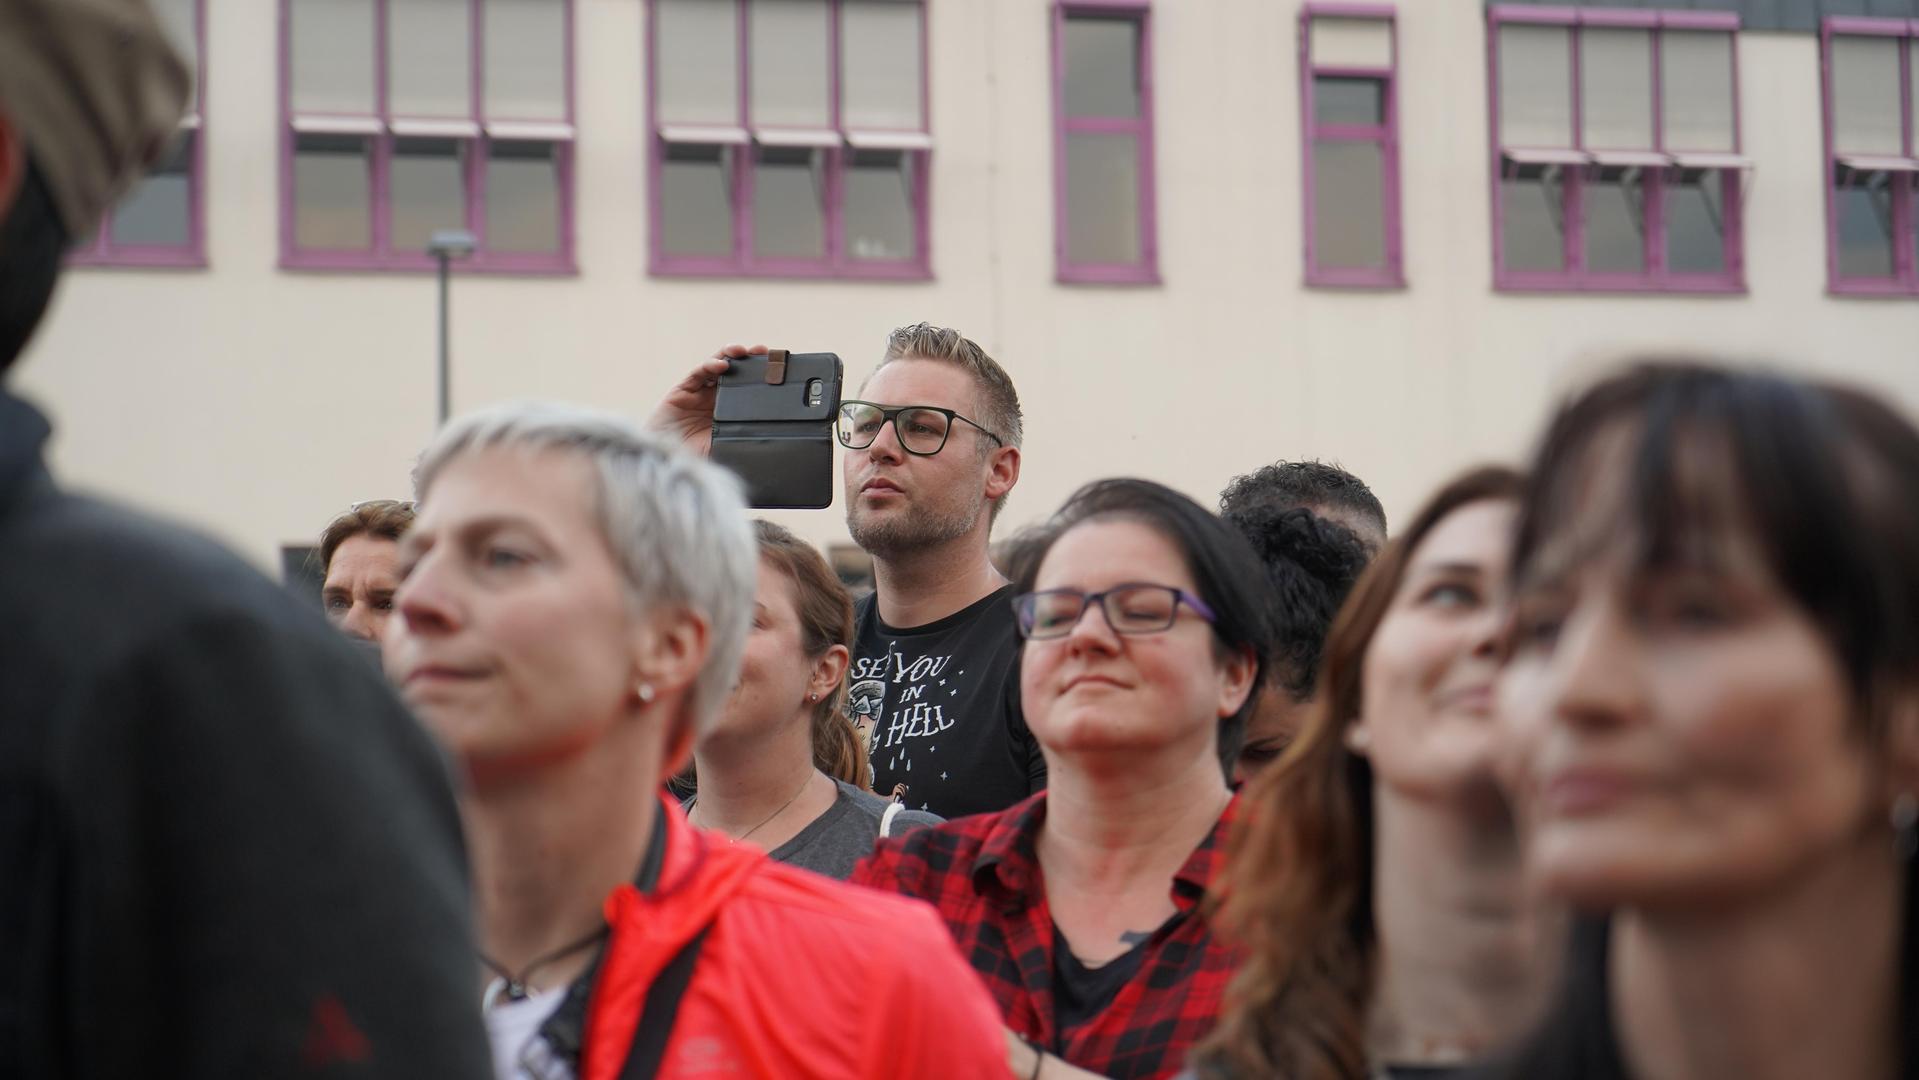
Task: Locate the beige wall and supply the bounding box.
[13,0,1917,570]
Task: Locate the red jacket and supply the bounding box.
[581,796,1011,1080]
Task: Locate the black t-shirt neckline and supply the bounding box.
[866,584,1016,637]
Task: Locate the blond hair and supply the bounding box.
[876,322,1023,519]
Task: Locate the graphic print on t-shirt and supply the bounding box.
[853,586,1040,819]
[849,641,977,800]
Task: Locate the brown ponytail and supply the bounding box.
[753,521,871,790]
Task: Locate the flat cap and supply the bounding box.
[0,0,191,237]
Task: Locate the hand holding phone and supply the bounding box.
[647,344,764,456]
[710,350,844,510]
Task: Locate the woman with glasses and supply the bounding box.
[1495,363,1919,1079]
[1191,466,1560,1080]
[852,478,1277,1080]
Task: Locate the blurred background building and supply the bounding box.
[14,0,1919,576]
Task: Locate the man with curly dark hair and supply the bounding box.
[1219,462,1379,781]
[1219,459,1388,556]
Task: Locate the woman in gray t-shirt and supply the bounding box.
[684,522,940,879]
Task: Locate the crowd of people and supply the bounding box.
[7,2,1919,1079]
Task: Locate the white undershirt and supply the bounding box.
[484,983,572,1080]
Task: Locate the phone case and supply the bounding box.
[710,351,844,510]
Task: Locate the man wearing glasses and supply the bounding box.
[652,324,1043,818]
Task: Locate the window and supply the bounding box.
[1053,1,1156,283]
[71,0,205,268]
[1300,4,1401,287]
[1822,18,1919,296]
[648,0,930,279]
[1489,8,1746,293]
[280,0,574,272]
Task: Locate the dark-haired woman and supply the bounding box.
[1496,363,1919,1080]
[853,478,1276,1080]
[687,520,939,879]
[1194,466,1560,1080]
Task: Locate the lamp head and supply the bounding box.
[427,228,477,259]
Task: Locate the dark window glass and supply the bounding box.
[391,136,468,254]
[1835,180,1894,279]
[1501,175,1564,272]
[1314,77,1384,127]
[1666,172,1726,276]
[1062,16,1139,119]
[1585,174,1645,274]
[844,149,915,261]
[293,133,373,251]
[1064,131,1141,264]
[1312,140,1386,270]
[487,140,562,254]
[111,132,195,248]
[753,146,824,260]
[660,142,734,258]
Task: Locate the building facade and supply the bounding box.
[14,0,1919,570]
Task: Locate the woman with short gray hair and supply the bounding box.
[384,402,1008,1080]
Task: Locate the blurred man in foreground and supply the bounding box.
[0,2,491,1074]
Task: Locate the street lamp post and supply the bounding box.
[426,229,477,427]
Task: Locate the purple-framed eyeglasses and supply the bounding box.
[1012,584,1218,641]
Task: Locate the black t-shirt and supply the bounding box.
[1053,928,1152,1035]
[850,586,1045,819]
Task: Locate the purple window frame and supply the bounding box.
[1820,17,1919,297]
[1487,6,1747,295]
[645,0,933,281]
[1052,0,1159,285]
[1300,3,1403,288]
[69,0,208,270]
[277,0,578,275]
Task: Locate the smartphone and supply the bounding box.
[711,350,843,510]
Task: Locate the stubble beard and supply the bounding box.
[846,490,984,561]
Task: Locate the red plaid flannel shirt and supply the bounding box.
[849,791,1243,1080]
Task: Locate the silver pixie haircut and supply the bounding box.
[413,402,755,737]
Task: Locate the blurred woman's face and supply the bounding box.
[383,446,644,785]
[1498,529,1872,911]
[711,559,817,745]
[1355,500,1516,813]
[323,534,402,643]
[1021,518,1255,767]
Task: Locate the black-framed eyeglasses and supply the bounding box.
[835,400,1005,457]
[1012,584,1218,640]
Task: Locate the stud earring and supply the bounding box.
[1344,725,1372,755]
[636,682,656,705]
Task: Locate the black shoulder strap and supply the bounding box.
[617,922,714,1080]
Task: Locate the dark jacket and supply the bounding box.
[0,390,491,1077]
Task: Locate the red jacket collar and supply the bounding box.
[581,795,764,1080]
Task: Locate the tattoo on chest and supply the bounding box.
[1118,929,1151,947]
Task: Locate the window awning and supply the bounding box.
[1838,154,1919,174]
[1589,149,1671,169]
[658,124,750,145]
[290,115,385,137]
[1670,151,1752,170]
[846,130,935,151]
[1502,147,1593,167]
[485,120,577,142]
[753,128,842,149]
[391,118,483,139]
